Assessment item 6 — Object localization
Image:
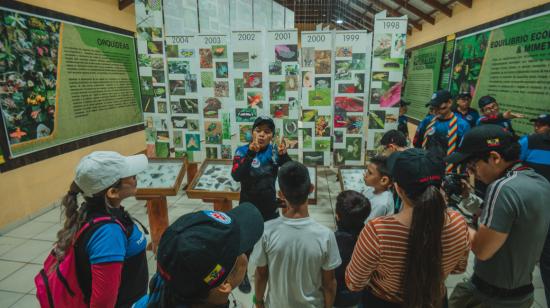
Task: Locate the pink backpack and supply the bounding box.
[35,216,127,308]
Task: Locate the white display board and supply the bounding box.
[135,0,172,158]
[253,0,272,30]
[199,0,230,33]
[332,30,371,166]
[272,2,285,29]
[164,0,199,35]
[367,12,407,157]
[230,0,253,30]
[285,8,295,29]
[230,30,268,146]
[165,35,205,161]
[300,31,334,166]
[266,29,300,160]
[197,34,235,159]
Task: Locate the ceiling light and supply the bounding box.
[336,19,343,24]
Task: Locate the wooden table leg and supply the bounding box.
[213,199,233,212]
[184,162,198,189]
[146,197,169,254]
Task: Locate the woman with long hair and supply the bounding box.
[54,151,149,307]
[345,148,470,308]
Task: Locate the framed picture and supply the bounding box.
[337,166,373,197]
[186,159,241,200]
[136,158,187,196]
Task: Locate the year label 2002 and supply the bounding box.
[238,33,256,41]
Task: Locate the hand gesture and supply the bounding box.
[277,135,287,155]
[249,134,261,152]
[503,110,524,120]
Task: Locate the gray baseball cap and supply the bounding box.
[74,151,148,197]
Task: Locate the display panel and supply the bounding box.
[0,6,142,158]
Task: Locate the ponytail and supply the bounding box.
[402,185,447,308]
[54,182,86,260]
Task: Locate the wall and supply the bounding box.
[408,0,550,49]
[16,0,136,32]
[0,0,141,230]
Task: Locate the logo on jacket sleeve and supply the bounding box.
[203,211,232,224]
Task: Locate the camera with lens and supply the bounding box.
[442,173,469,205]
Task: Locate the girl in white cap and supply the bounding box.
[54,151,149,307]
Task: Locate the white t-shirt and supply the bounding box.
[365,190,394,223]
[250,216,342,308]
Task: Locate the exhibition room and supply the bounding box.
[0,0,550,307]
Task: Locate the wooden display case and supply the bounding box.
[337,166,373,197]
[187,159,318,211]
[136,158,187,196]
[135,158,186,253]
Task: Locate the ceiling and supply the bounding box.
[275,0,474,33]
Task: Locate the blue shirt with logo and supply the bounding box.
[87,224,147,264]
[454,107,480,128]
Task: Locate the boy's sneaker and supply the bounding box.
[238,275,251,294]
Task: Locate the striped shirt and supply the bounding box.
[345,209,470,303]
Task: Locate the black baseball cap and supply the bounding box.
[399,100,410,107]
[387,148,445,197]
[530,113,550,126]
[380,129,407,147]
[478,95,496,109]
[444,124,515,164]
[253,115,275,132]
[429,90,452,107]
[156,203,263,302]
[457,92,472,100]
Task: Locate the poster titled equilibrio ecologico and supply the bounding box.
[0,7,142,157]
[451,13,550,135]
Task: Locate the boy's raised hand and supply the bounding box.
[503,110,524,120]
[278,135,287,155]
[249,133,261,152]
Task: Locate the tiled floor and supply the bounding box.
[0,167,546,307]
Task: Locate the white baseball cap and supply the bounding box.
[74,151,148,197]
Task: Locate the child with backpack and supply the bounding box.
[35,151,150,308]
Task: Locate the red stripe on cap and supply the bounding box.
[418,175,441,183]
[157,263,172,281]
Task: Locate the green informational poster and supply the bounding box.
[439,35,455,90]
[451,13,550,135]
[0,8,142,157]
[403,42,444,120]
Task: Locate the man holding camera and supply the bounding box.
[446,125,550,308]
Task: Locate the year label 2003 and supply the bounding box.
[204,36,222,44]
[238,33,256,41]
[306,34,326,43]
